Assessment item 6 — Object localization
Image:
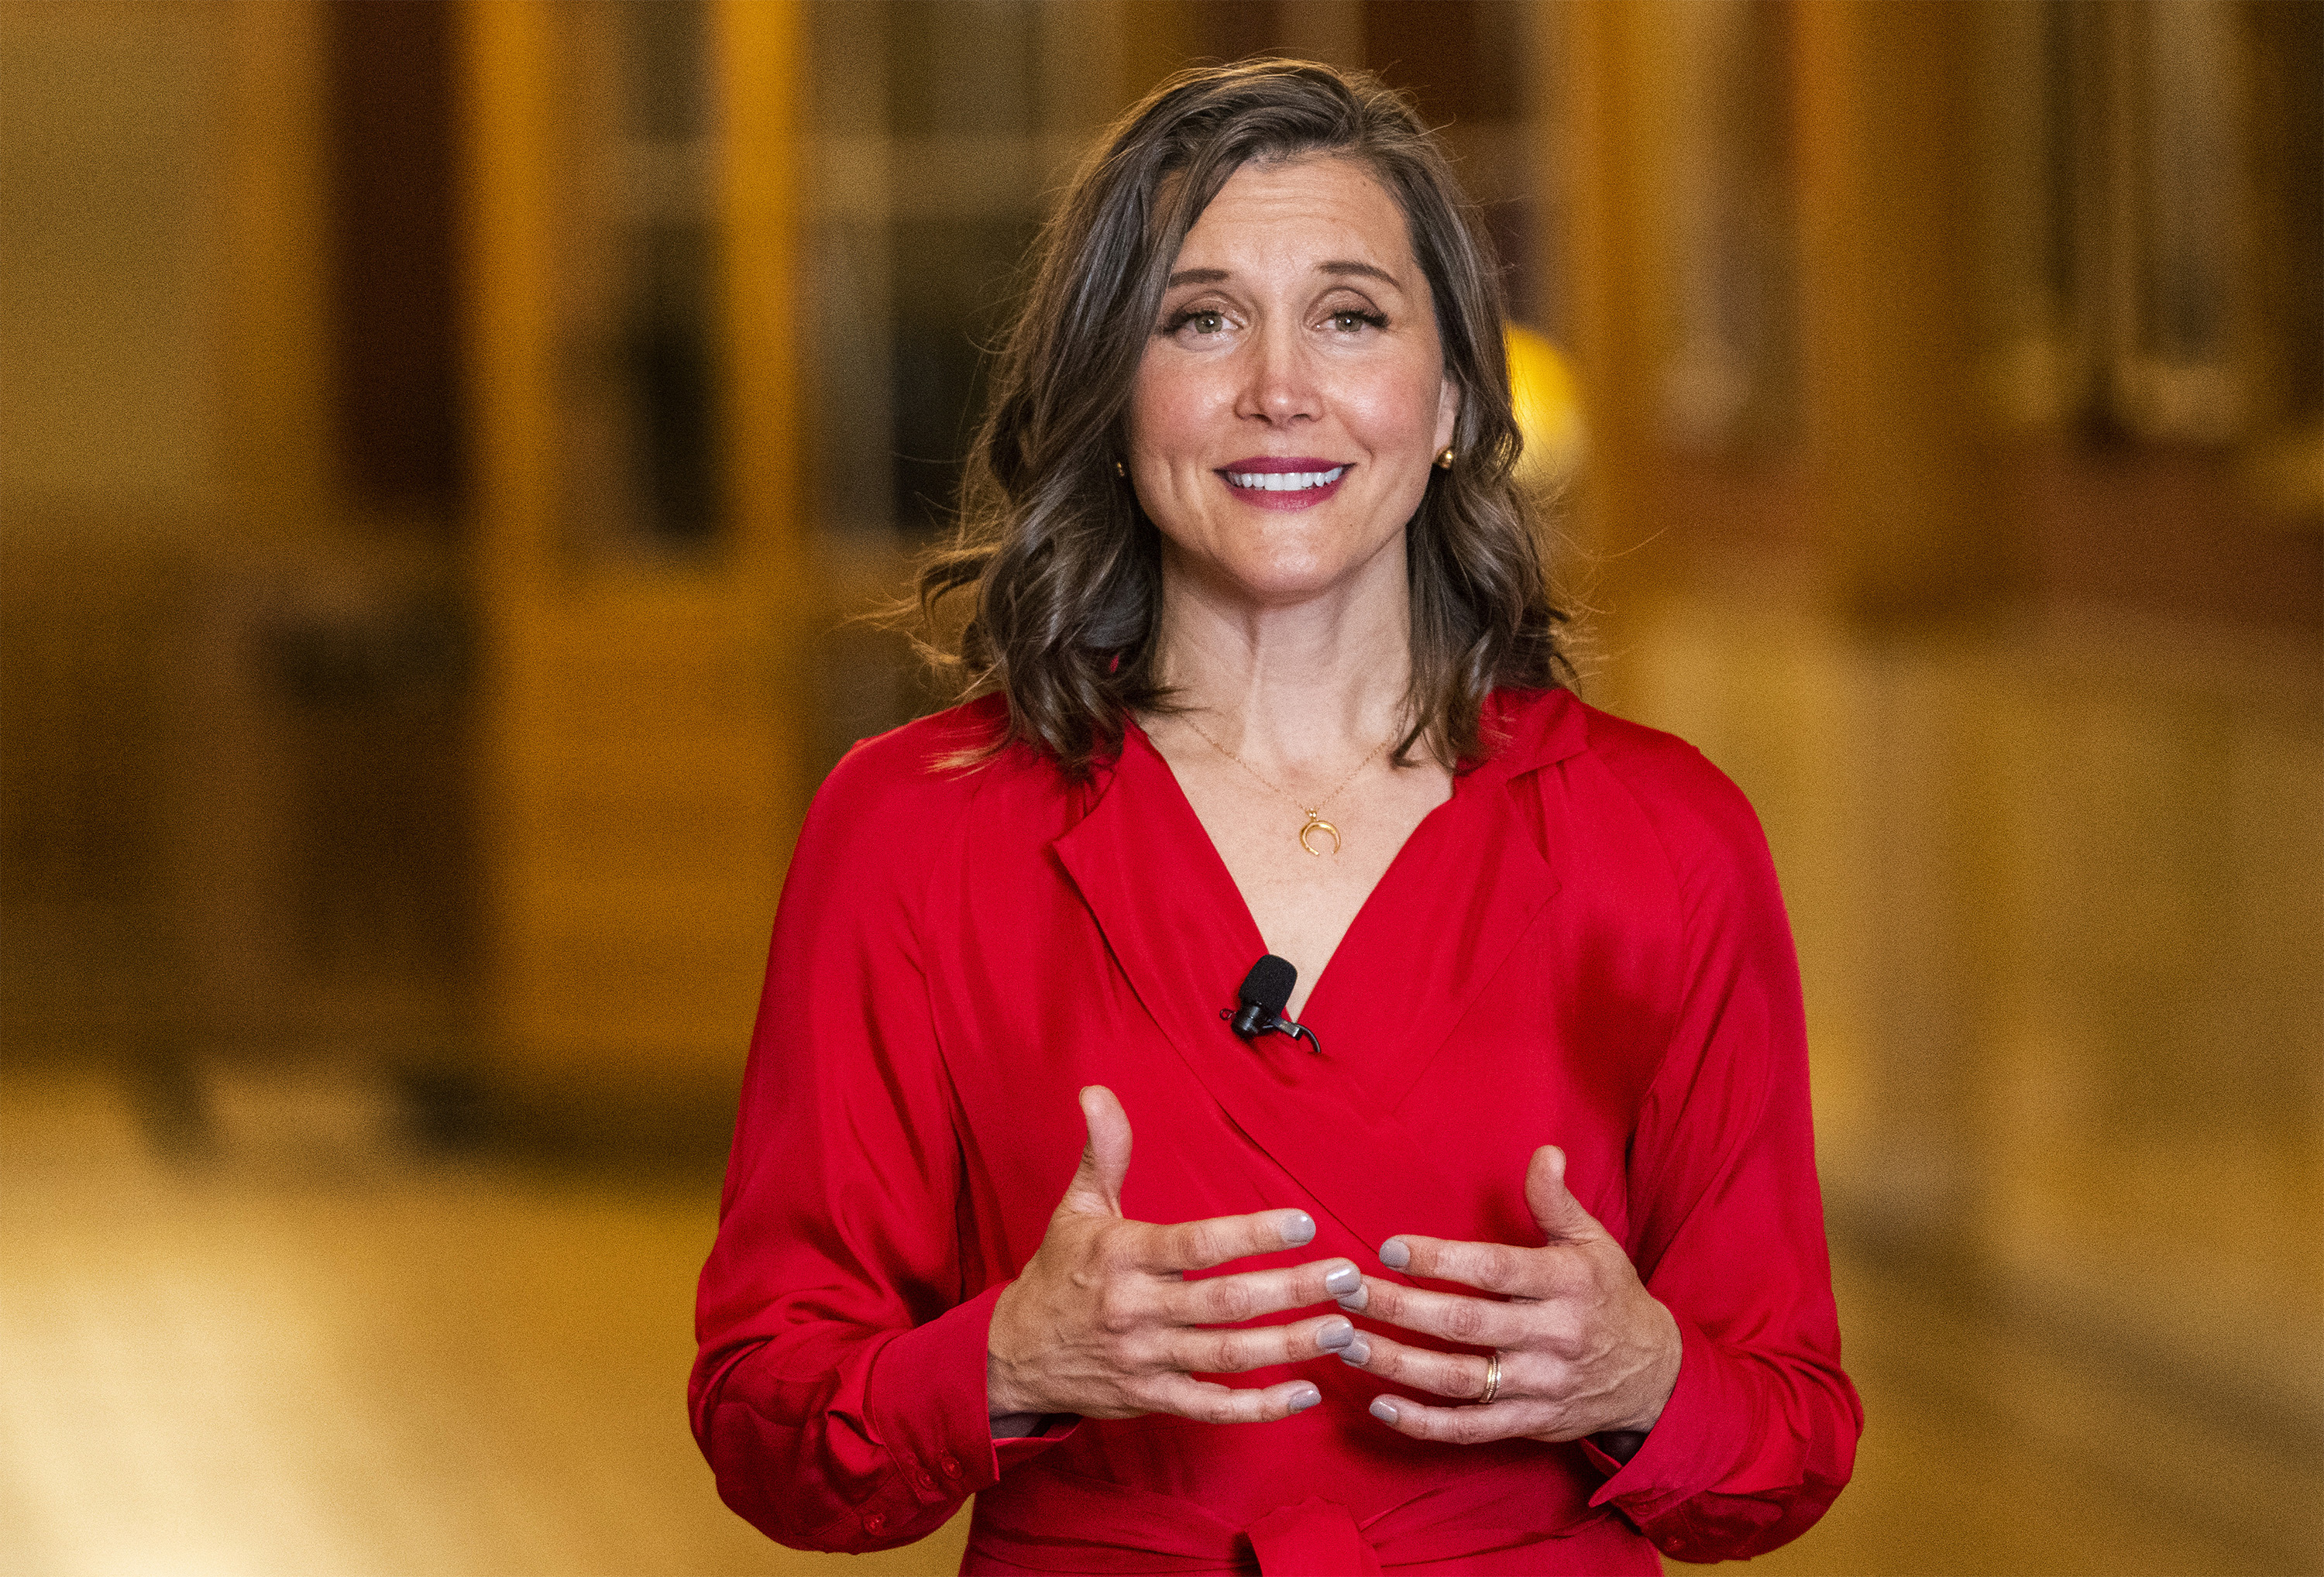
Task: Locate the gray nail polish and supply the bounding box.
[1339,1336,1371,1367]
[1378,1238,1411,1270]
[1281,1211,1317,1247]
[1335,1285,1369,1313]
[1288,1385,1322,1414]
[1322,1263,1361,1297]
[1316,1318,1355,1351]
[1368,1397,1400,1424]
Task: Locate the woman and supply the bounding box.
[692,61,1859,1574]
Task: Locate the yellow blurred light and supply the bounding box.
[1504,321,1585,490]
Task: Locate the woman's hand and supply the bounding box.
[987,1086,1361,1430]
[1336,1146,1681,1448]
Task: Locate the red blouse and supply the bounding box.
[691,689,1860,1573]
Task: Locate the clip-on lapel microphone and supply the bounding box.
[1222,953,1322,1053]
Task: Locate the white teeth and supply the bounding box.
[1227,466,1345,491]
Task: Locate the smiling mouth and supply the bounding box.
[1224,466,1347,493]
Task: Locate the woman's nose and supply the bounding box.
[1235,323,1320,424]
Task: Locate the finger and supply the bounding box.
[1165,1313,1360,1375]
[1524,1146,1608,1245]
[1149,1373,1324,1425]
[1061,1085,1132,1218]
[1159,1259,1359,1327]
[1366,1393,1527,1446]
[1377,1233,1553,1299]
[1143,1204,1318,1273]
[1338,1324,1499,1401]
[1349,1276,1534,1350]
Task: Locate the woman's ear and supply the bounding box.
[1434,374,1462,455]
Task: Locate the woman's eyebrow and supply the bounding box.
[1163,262,1401,289]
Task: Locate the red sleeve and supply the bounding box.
[688,730,1071,1552]
[1580,740,1863,1561]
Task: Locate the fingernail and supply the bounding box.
[1288,1385,1322,1414]
[1335,1285,1369,1313]
[1316,1317,1355,1351]
[1368,1397,1400,1424]
[1281,1211,1317,1247]
[1339,1336,1371,1367]
[1323,1263,1361,1297]
[1378,1238,1411,1270]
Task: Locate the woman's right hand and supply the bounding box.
[986,1085,1360,1430]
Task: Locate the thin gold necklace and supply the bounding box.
[1181,716,1394,857]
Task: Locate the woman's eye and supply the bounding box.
[1328,309,1387,334]
[1162,307,1229,338]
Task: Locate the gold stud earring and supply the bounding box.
[1115,459,1126,478]
[1434,447,1455,470]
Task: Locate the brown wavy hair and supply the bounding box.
[913,59,1570,777]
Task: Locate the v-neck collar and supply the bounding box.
[1049,689,1587,1252]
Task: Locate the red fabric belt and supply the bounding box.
[970,1459,1604,1574]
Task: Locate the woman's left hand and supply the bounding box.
[1336,1146,1682,1447]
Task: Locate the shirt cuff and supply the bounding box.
[864,1283,1078,1502]
[1583,1312,1731,1522]
[996,1411,1079,1470]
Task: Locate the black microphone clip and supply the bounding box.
[1221,953,1322,1053]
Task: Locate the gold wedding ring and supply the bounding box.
[1478,1350,1503,1404]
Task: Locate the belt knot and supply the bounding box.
[1243,1496,1381,1575]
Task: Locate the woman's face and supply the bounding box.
[1126,153,1459,610]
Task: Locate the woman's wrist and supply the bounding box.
[986,1310,1055,1438]
[986,1280,1039,1418]
[985,1349,1040,1422]
[1593,1428,1649,1463]
[1607,1298,1683,1435]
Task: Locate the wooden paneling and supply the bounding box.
[1620,595,2324,1434]
[1791,0,2012,623]
[462,0,809,1105]
[1549,0,2324,1486]
[325,0,465,521]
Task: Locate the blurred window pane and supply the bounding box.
[552,0,724,562]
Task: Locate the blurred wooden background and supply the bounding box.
[2,2,2318,1573]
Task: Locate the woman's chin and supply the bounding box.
[1158,510,1408,613]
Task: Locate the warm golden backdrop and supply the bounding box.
[2,3,2318,1574]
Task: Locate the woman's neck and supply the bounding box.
[1149,539,1415,772]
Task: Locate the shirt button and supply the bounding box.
[939,1455,962,1478]
[864,1510,886,1533]
[916,1469,937,1490]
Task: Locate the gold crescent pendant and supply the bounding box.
[1297,811,1341,857]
